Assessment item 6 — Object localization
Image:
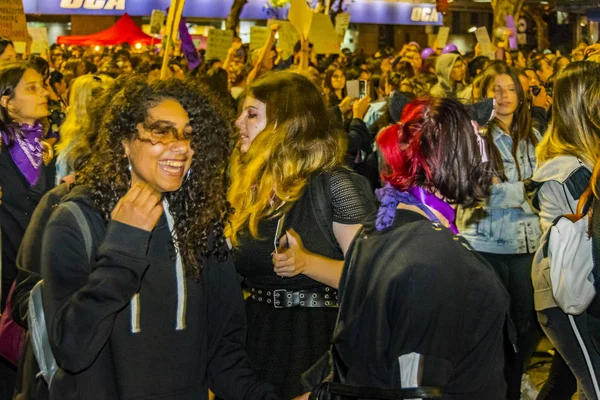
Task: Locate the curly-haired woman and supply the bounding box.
[227,71,375,398]
[36,77,278,400]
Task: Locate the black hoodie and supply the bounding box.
[33,186,277,400]
[330,209,511,398]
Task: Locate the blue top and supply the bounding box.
[457,124,542,254]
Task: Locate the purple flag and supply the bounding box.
[179,17,201,70]
[506,15,517,50]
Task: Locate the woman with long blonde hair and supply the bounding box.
[55,74,113,182]
[227,71,375,398]
[532,61,600,400]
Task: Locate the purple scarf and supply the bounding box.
[375,184,458,234]
[1,122,44,186]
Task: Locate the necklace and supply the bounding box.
[15,134,43,170]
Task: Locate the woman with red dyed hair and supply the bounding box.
[309,97,511,399]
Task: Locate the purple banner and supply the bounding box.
[179,16,200,70]
[506,15,517,50]
[25,0,442,26]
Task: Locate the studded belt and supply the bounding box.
[248,286,339,308]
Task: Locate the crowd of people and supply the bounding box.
[0,25,599,400]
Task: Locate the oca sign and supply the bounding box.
[60,0,126,10]
[410,7,440,23]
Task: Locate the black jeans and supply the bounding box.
[0,356,16,400]
[538,307,600,400]
[479,252,540,400]
[537,352,577,400]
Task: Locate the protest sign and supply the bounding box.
[205,28,233,61]
[436,26,450,50]
[150,10,166,35]
[309,12,340,54]
[335,12,350,42]
[250,26,270,52]
[0,0,28,41]
[28,27,48,55]
[274,20,299,59]
[475,26,494,59]
[289,0,313,38]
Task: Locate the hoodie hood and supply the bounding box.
[388,91,415,123]
[61,184,99,209]
[435,53,461,89]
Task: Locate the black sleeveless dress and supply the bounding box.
[232,169,371,398]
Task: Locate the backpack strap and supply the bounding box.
[566,167,592,202]
[29,282,56,386]
[29,201,93,388]
[60,202,93,261]
[531,166,591,213]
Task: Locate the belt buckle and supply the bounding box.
[273,289,287,309]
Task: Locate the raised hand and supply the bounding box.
[111,183,163,232]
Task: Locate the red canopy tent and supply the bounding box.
[57,13,155,46]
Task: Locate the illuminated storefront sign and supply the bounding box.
[23,0,442,26]
[59,0,125,10]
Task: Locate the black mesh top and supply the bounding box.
[232,169,371,291]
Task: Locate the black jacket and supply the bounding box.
[331,210,510,399]
[12,184,70,399]
[21,185,277,400]
[0,148,55,310]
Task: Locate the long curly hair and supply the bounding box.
[77,76,233,278]
[227,71,346,246]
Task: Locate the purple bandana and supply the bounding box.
[1,122,44,186]
[375,184,458,233]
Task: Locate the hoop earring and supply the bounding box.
[126,157,132,186]
[181,169,191,185]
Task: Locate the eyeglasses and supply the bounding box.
[136,120,193,146]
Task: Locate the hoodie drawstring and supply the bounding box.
[129,200,187,333]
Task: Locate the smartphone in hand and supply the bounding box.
[358,79,368,99]
[274,214,288,254]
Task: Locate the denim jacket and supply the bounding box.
[457,125,542,254]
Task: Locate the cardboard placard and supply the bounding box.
[150,10,166,35]
[335,12,351,42]
[250,26,270,52]
[309,12,340,54]
[506,15,517,50]
[289,0,313,38]
[205,28,233,62]
[28,27,48,55]
[0,0,28,41]
[346,80,359,98]
[275,20,299,60]
[436,26,450,50]
[475,26,494,59]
